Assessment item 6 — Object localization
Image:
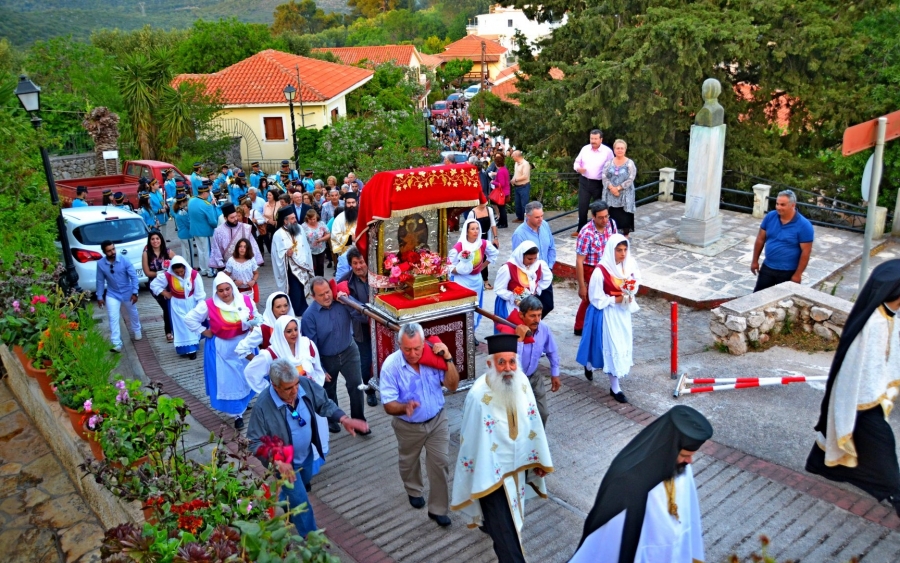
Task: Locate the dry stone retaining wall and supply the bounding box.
[50,152,98,179]
[709,281,853,355]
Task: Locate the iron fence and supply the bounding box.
[48,130,93,156]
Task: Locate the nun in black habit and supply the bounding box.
[571,405,713,563]
[806,259,900,516]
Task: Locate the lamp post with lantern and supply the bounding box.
[422,107,432,149]
[283,84,300,172]
[14,75,79,292]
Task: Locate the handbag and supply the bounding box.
[489,185,506,206]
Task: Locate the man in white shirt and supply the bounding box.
[573,128,614,237]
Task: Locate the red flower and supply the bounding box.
[513,287,525,296]
[401,251,420,265]
[398,263,411,273]
[177,515,204,534]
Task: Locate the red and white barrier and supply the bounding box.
[673,374,828,397]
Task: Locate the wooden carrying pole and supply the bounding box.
[475,306,532,337]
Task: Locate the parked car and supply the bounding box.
[56,160,191,209]
[431,100,449,117]
[60,206,150,293]
[434,151,470,166]
[464,84,481,99]
[447,92,464,103]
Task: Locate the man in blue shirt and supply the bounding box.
[95,240,142,353]
[751,189,814,292]
[229,172,248,207]
[380,323,459,527]
[301,169,316,193]
[511,201,557,316]
[247,358,369,538]
[497,296,560,426]
[189,162,203,197]
[301,277,369,432]
[71,186,89,207]
[249,161,264,191]
[280,160,301,184]
[188,182,220,277]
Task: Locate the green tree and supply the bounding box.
[174,18,277,74]
[273,1,308,35]
[436,58,473,89]
[348,0,399,19]
[421,35,449,54]
[90,26,188,59]
[347,62,421,114]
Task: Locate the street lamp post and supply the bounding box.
[14,75,79,292]
[422,107,432,149]
[283,84,300,171]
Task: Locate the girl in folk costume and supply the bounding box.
[245,315,331,476]
[184,273,261,430]
[235,292,295,360]
[580,233,640,404]
[150,256,206,359]
[448,218,499,328]
[493,241,552,328]
[806,260,900,517]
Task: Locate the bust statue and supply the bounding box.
[694,78,724,127]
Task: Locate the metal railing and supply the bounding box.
[49,130,94,156]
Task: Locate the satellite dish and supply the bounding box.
[860,153,875,202]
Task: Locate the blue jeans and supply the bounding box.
[514,183,531,220]
[280,452,317,537]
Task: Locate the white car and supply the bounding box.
[61,206,150,293]
[464,84,481,99]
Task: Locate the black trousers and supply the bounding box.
[311,252,325,277]
[153,291,173,335]
[538,285,554,318]
[320,342,366,422]
[753,262,796,293]
[480,488,526,563]
[287,271,308,317]
[577,177,604,232]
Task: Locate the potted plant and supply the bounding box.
[0,253,62,361]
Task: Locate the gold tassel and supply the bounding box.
[507,407,518,440]
[664,478,680,522]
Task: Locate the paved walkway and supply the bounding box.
[123,250,900,561]
[0,381,105,563]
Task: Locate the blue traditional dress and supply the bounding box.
[150,256,205,356]
[448,218,498,329]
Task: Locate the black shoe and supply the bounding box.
[366,394,378,407]
[612,391,628,404]
[305,482,312,492]
[358,428,372,436]
[890,495,900,518]
[328,422,341,433]
[478,525,489,535]
[574,329,583,336]
[234,416,244,430]
[409,496,426,509]
[584,367,593,381]
[187,352,197,360]
[428,512,451,527]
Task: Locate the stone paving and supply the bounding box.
[0,381,105,563]
[551,201,886,306]
[121,247,900,562]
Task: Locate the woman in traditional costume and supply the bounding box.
[582,234,640,403]
[448,218,498,328]
[245,315,330,476]
[150,256,205,359]
[806,260,900,517]
[184,272,259,429]
[235,292,295,360]
[493,240,552,327]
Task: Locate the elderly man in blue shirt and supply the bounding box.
[380,322,459,527]
[247,358,369,538]
[301,277,369,433]
[95,240,142,353]
[496,295,560,426]
[511,201,557,316]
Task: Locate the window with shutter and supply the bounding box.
[263,117,285,141]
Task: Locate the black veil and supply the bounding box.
[578,405,713,563]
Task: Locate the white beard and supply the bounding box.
[486,364,528,413]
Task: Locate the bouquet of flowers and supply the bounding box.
[455,250,475,275]
[622,277,639,312]
[383,249,450,285]
[512,286,533,304]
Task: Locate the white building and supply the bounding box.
[466,5,566,59]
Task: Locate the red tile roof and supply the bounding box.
[492,77,520,105]
[494,64,520,85]
[418,53,444,69]
[172,49,374,105]
[311,45,419,68]
[439,35,507,63]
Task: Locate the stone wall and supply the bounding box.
[709,281,852,355]
[50,152,98,180]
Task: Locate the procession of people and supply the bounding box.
[86,116,889,563]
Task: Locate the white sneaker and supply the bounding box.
[111,345,122,353]
[133,333,142,341]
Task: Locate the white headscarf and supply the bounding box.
[262,291,294,328]
[268,314,324,386]
[166,255,193,294]
[457,217,484,253]
[212,271,251,322]
[506,240,541,292]
[599,234,639,280]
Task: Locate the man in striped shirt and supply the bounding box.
[574,200,617,342]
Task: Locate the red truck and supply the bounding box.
[56,160,192,208]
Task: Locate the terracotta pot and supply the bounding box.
[142,505,158,524]
[12,345,26,366]
[110,455,149,470]
[27,359,57,402]
[83,421,104,462]
[22,357,45,379]
[61,405,89,440]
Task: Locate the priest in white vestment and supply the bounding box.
[572,405,712,563]
[451,333,553,563]
[271,206,314,317]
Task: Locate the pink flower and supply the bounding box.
[246,501,253,514]
[88,414,101,429]
[29,306,35,313]
[12,300,19,310]
[115,380,126,390]
[83,399,93,412]
[390,266,401,278]
[31,295,47,305]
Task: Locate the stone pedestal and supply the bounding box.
[678,123,726,246]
